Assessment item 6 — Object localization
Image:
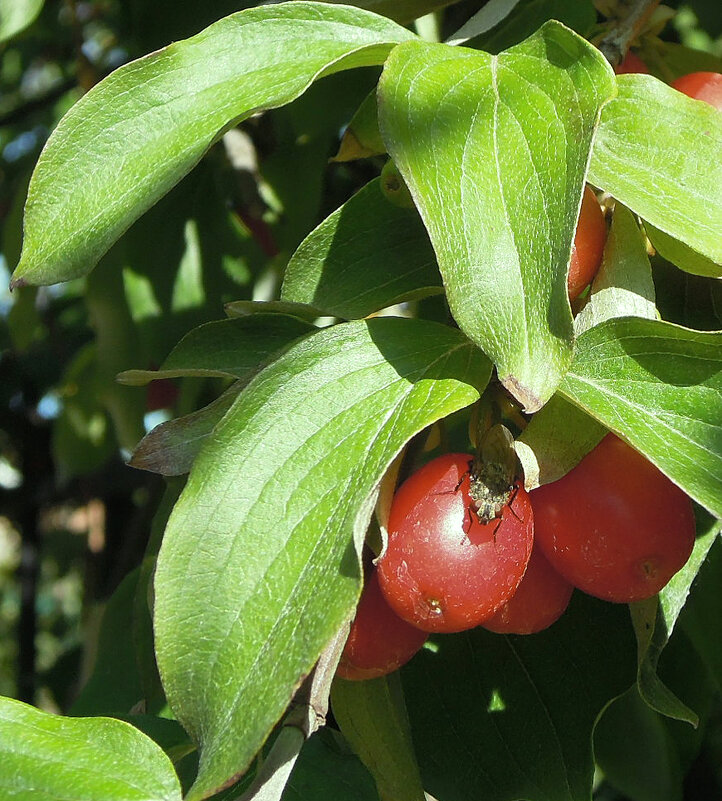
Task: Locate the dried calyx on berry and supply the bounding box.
[469,424,518,524]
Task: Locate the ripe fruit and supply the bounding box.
[482,544,573,635]
[337,569,428,681]
[671,72,722,111]
[614,51,650,75]
[568,186,606,301]
[377,453,533,633]
[532,434,695,603]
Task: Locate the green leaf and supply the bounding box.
[678,534,722,693]
[154,318,491,800]
[0,697,182,801]
[638,41,722,83]
[281,178,442,318]
[574,203,657,335]
[224,300,321,323]
[630,516,719,726]
[402,593,636,801]
[71,568,144,717]
[283,728,379,801]
[331,673,425,801]
[0,0,43,42]
[378,23,616,411]
[594,687,682,801]
[11,3,415,288]
[451,0,596,51]
[645,223,722,279]
[589,75,722,266]
[308,0,461,25]
[559,317,722,518]
[515,394,606,490]
[118,315,315,385]
[334,90,387,161]
[446,0,523,45]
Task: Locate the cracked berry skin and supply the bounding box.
[377,453,533,634]
[337,569,428,681]
[531,434,695,604]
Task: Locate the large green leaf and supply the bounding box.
[589,75,722,266]
[559,317,722,517]
[154,318,491,800]
[402,593,636,801]
[0,697,182,801]
[281,178,441,318]
[11,3,415,288]
[378,22,616,411]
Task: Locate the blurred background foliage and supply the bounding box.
[0,2,720,799]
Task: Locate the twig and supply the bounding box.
[597,0,662,67]
[232,620,352,801]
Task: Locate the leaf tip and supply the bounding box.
[500,374,544,414]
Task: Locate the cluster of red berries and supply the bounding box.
[339,434,695,680]
[337,63,717,682]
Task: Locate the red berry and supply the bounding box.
[482,544,573,634]
[614,51,650,75]
[531,434,695,603]
[568,186,606,301]
[378,453,534,633]
[337,569,428,681]
[671,72,722,112]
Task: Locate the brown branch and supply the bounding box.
[597,0,662,67]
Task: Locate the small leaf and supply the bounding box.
[515,395,606,490]
[450,0,595,51]
[574,203,657,335]
[630,513,721,725]
[645,223,722,279]
[589,74,722,266]
[445,0,523,45]
[130,381,243,476]
[402,593,636,801]
[0,697,182,801]
[331,673,425,801]
[11,3,415,287]
[281,178,441,318]
[118,315,314,385]
[378,22,616,411]
[560,317,722,518]
[154,318,491,800]
[334,90,386,161]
